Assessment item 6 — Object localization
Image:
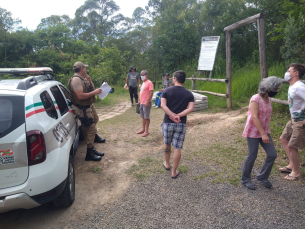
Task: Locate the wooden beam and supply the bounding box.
[186,78,228,83]
[226,31,232,108]
[191,90,228,98]
[257,18,268,79]
[271,98,288,105]
[224,13,265,32]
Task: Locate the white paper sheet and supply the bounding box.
[98,82,112,100]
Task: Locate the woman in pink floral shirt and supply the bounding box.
[241,76,282,190]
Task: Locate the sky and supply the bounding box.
[1,0,148,31]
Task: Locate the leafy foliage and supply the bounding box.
[0,0,304,86]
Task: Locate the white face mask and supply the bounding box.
[141,75,146,81]
[284,72,291,81]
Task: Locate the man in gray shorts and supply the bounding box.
[161,70,194,178]
[136,70,154,137]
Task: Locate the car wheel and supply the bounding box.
[53,156,75,208]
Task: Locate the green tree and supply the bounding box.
[280,13,305,64]
[147,0,202,72]
[0,7,21,67]
[73,0,124,47]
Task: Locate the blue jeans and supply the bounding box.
[155,92,162,107]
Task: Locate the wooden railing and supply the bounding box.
[186,75,230,100]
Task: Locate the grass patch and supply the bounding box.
[178,165,189,174]
[88,166,102,174]
[94,86,129,108]
[128,157,189,180]
[127,156,165,180]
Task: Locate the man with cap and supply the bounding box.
[68,61,106,161]
[125,66,141,106]
[154,73,172,108]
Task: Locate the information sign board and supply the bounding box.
[198,36,220,71]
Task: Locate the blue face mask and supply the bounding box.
[268,91,278,97]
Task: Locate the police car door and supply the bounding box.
[49,85,76,154]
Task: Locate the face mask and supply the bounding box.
[141,75,146,81]
[268,91,278,97]
[284,72,291,81]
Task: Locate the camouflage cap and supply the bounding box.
[73,61,88,69]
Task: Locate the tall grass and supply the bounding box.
[94,85,129,107]
[184,62,288,111]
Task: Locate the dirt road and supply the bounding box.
[1,102,304,228]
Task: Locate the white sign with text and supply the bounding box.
[198,36,220,71]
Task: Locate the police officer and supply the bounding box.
[68,61,105,161]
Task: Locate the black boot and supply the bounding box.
[85,147,102,161]
[93,147,104,157]
[94,134,106,143]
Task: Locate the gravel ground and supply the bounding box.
[73,161,305,229]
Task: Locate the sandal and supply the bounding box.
[284,174,299,181]
[163,161,170,171]
[279,167,292,173]
[171,171,180,179]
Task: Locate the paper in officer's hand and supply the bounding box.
[98,82,112,100]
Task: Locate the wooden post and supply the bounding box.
[154,69,156,86]
[226,31,232,109]
[257,17,268,80]
[192,75,196,90]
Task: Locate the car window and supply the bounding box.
[50,85,69,116]
[59,85,71,101]
[40,91,58,119]
[0,96,25,139]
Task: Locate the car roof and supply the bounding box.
[0,79,22,90]
[0,67,56,92]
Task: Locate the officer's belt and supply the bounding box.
[74,104,90,109]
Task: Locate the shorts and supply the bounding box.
[140,103,151,119]
[281,119,305,150]
[162,123,186,149]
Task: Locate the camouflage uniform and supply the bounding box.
[68,74,98,148]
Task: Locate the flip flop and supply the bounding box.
[279,167,292,173]
[136,131,144,134]
[163,161,170,171]
[284,174,299,181]
[142,133,149,137]
[171,171,180,179]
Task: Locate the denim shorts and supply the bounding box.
[162,123,186,149]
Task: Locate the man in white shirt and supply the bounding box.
[280,63,305,180]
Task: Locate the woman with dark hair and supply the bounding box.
[241,76,282,190]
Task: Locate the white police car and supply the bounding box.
[0,68,80,213]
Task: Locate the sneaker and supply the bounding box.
[152,104,156,107]
[242,181,256,190]
[256,177,272,188]
[131,103,134,106]
[155,106,159,109]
